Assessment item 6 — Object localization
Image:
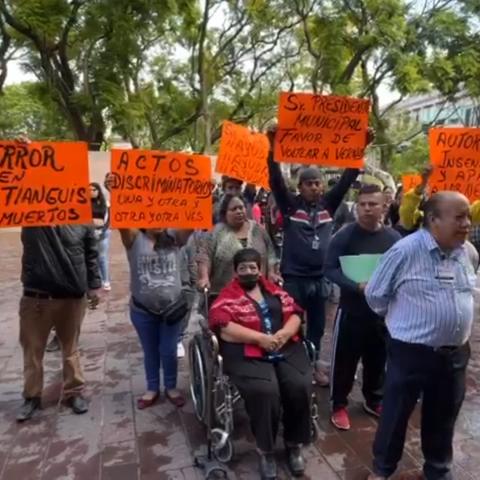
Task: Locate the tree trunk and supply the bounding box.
[201,80,211,153]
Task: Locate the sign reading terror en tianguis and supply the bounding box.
[0,141,91,227]
[110,149,213,229]
[275,92,370,168]
[428,128,480,202]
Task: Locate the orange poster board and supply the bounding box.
[216,121,270,189]
[274,92,370,168]
[428,128,480,202]
[402,174,422,192]
[110,149,212,229]
[0,141,91,227]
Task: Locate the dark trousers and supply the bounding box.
[229,358,312,452]
[373,338,470,480]
[283,276,326,360]
[331,308,387,409]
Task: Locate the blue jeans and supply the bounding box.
[130,307,183,391]
[98,230,110,284]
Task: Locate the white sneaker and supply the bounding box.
[177,342,185,358]
[103,282,111,291]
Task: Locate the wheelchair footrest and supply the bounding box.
[194,455,229,479]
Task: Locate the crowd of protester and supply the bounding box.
[10,129,480,480]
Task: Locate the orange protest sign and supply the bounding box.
[428,128,480,202]
[274,92,370,168]
[110,150,212,229]
[402,174,422,192]
[216,121,270,189]
[0,141,91,227]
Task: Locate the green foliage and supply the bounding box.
[0,0,479,158]
[390,136,430,179]
[0,82,73,139]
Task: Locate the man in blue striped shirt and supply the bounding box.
[365,191,477,480]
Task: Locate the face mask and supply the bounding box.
[238,274,259,291]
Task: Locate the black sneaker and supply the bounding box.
[66,396,89,414]
[258,452,277,480]
[285,445,305,477]
[16,397,41,422]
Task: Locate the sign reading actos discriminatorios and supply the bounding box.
[110,149,213,229]
[0,141,91,227]
[275,92,370,168]
[429,128,480,201]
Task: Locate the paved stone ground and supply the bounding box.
[0,231,480,480]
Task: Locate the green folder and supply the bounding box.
[339,254,383,283]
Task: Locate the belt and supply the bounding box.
[391,337,467,354]
[433,345,465,354]
[23,290,78,300]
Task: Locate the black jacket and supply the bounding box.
[21,226,102,297]
[324,222,401,317]
[268,152,358,277]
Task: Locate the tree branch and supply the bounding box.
[55,0,85,91]
[0,13,11,93]
[154,109,203,147]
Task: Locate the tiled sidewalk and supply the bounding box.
[0,231,479,480]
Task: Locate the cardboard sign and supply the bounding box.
[216,121,270,189]
[402,174,422,192]
[275,92,370,168]
[110,149,212,229]
[0,141,91,227]
[429,128,480,201]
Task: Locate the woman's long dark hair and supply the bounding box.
[90,182,107,218]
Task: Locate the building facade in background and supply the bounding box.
[394,89,480,130]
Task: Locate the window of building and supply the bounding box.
[466,108,472,126]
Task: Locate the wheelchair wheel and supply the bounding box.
[310,393,319,442]
[310,420,319,443]
[188,335,207,422]
[212,429,234,463]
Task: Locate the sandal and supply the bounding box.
[165,390,186,408]
[137,392,159,410]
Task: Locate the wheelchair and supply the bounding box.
[188,292,320,465]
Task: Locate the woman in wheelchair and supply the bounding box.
[209,248,312,480]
